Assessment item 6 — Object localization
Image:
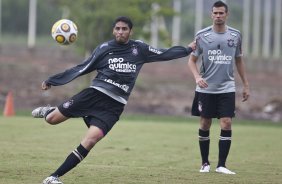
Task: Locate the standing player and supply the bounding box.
[32,16,195,184]
[188,1,249,174]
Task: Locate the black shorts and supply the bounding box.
[58,88,125,135]
[191,91,235,118]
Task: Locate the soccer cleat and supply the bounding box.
[42,176,63,184]
[199,163,210,173]
[215,166,236,174]
[31,105,55,118]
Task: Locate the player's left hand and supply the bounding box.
[242,86,250,102]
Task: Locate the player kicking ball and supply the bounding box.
[32,16,195,184]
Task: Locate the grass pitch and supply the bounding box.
[0,116,281,184]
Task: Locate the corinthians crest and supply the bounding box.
[63,99,74,109]
[132,47,138,56]
[227,39,236,47]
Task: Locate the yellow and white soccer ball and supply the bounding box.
[51,19,78,45]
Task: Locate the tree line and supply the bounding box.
[1,0,281,59]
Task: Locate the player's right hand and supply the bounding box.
[41,81,51,90]
[196,77,208,88]
[188,40,196,51]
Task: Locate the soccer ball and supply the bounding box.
[51,19,78,45]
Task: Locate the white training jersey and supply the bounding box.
[192,26,242,94]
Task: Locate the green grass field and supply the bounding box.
[0,116,281,184]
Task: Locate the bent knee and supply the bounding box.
[45,109,67,125]
[82,127,105,150]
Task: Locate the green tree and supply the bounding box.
[1,0,61,35]
[2,0,29,34]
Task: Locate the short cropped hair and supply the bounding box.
[212,1,228,13]
[112,16,133,29]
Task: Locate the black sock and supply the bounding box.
[51,144,89,177]
[217,130,232,168]
[199,129,210,165]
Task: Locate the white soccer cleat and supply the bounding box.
[215,166,236,174]
[31,106,55,118]
[199,163,210,173]
[42,176,63,184]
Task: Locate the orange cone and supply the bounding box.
[3,91,15,117]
